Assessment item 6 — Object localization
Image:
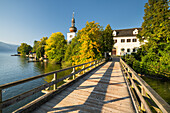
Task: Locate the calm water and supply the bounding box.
[0,52,71,112]
[142,76,170,105]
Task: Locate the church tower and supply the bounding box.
[67,12,77,44]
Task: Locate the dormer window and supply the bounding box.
[113,30,116,36]
[133,29,138,35]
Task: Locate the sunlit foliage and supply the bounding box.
[125,0,170,77]
[45,32,67,63]
[71,21,103,65]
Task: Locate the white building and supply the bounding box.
[67,12,77,44]
[112,28,143,56]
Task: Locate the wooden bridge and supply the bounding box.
[0,57,170,113]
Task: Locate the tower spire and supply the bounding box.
[72,12,74,18]
[71,12,75,27]
[69,12,77,32]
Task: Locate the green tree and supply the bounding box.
[63,31,82,67]
[64,31,82,62]
[32,37,48,59]
[32,40,40,53]
[36,37,48,59]
[45,32,67,63]
[17,43,32,55]
[134,0,170,77]
[138,0,170,43]
[102,24,113,53]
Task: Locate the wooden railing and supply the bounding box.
[120,58,170,113]
[0,59,105,113]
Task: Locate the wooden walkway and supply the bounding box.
[32,59,135,113]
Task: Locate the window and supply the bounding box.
[127,39,131,42]
[121,48,125,52]
[133,29,138,35]
[114,39,117,43]
[121,39,125,43]
[133,48,136,52]
[70,35,73,38]
[132,39,137,42]
[127,48,130,52]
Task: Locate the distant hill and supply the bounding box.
[0,41,19,52]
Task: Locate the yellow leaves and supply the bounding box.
[71,21,102,66]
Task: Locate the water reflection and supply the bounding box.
[142,76,170,105]
[33,62,72,89]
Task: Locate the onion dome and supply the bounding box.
[69,12,77,32]
[69,26,77,32]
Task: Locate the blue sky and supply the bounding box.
[0,0,148,46]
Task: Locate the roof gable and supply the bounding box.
[113,28,142,37]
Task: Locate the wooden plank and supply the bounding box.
[123,66,152,113]
[121,61,151,112]
[13,60,106,113]
[30,59,134,113]
[120,59,170,113]
[120,63,140,113]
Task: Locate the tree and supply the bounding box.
[134,0,170,77]
[17,43,32,55]
[102,24,114,53]
[64,31,82,62]
[72,21,103,65]
[45,32,67,63]
[138,0,170,43]
[36,37,48,59]
[32,40,40,53]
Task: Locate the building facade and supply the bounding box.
[112,28,143,56]
[67,12,77,44]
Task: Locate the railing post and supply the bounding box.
[128,68,130,72]
[72,67,75,79]
[94,61,96,67]
[0,88,2,113]
[131,73,135,88]
[83,64,85,74]
[141,86,146,111]
[53,73,57,90]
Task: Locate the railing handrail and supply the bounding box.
[120,58,170,113]
[0,58,105,112]
[0,60,98,89]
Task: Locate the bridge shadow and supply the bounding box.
[34,58,130,113]
[78,61,115,113]
[33,62,107,112]
[47,96,130,113]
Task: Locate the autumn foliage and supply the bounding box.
[71,21,103,65]
[45,32,67,63]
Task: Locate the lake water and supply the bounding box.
[142,76,170,105]
[0,52,71,112]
